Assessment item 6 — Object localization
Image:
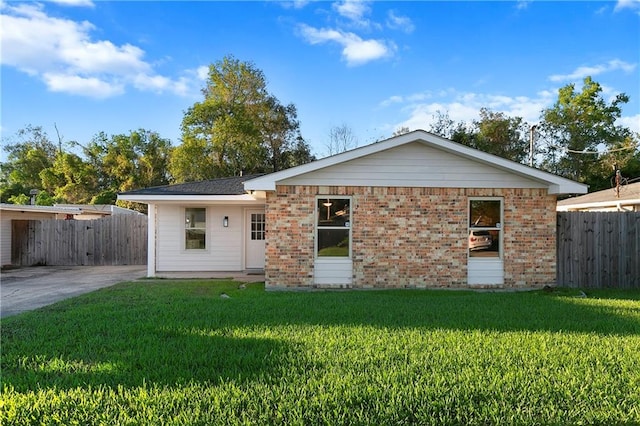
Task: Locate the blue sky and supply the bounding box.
[1,0,639,160]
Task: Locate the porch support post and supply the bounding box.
[147,203,156,277]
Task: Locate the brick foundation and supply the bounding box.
[265,186,556,289]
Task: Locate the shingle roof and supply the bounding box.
[557,181,640,206]
[119,174,266,196]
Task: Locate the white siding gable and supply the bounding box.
[281,142,547,189]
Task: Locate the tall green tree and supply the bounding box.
[473,109,529,164]
[39,151,97,204]
[172,55,312,182]
[428,109,530,164]
[540,76,634,183]
[83,129,172,205]
[0,125,58,203]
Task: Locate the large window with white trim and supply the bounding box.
[185,208,206,250]
[316,198,351,257]
[469,199,502,258]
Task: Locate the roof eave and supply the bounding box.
[117,193,263,204]
[557,198,640,211]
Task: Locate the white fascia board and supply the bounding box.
[556,199,640,211]
[0,204,82,214]
[117,194,264,204]
[243,129,588,195]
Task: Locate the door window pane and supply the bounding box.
[251,213,265,241]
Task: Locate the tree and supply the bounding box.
[282,136,316,169]
[326,123,358,156]
[428,109,530,164]
[471,109,529,164]
[259,97,308,172]
[84,130,172,193]
[540,76,633,183]
[174,55,312,181]
[81,129,171,211]
[392,126,411,137]
[0,125,58,203]
[428,111,458,139]
[39,151,97,204]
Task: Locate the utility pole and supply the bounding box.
[614,163,621,199]
[529,124,537,167]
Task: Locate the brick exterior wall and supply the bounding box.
[265,186,557,289]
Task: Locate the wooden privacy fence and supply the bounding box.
[11,215,147,266]
[557,211,640,289]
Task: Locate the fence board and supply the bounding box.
[557,212,640,289]
[11,215,147,266]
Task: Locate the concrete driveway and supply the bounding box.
[1,265,146,318]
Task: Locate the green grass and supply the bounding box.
[2,281,639,425]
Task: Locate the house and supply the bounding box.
[0,203,141,267]
[557,181,640,212]
[119,130,587,289]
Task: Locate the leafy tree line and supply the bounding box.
[425,76,639,192]
[2,61,638,210]
[1,56,315,210]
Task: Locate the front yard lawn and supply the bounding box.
[1,281,639,425]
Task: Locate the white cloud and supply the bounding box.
[385,89,557,132]
[549,59,637,82]
[0,2,200,98]
[386,10,414,33]
[43,72,124,98]
[298,24,394,65]
[516,0,531,10]
[49,0,95,7]
[618,114,640,134]
[279,0,312,10]
[333,0,370,22]
[386,87,640,142]
[614,0,640,13]
[195,65,209,81]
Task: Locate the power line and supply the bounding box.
[546,144,638,155]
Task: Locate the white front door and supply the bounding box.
[245,209,266,270]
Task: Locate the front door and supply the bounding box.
[245,209,266,270]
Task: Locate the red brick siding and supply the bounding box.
[265,186,556,289]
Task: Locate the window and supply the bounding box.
[316,198,350,257]
[185,208,206,250]
[469,199,502,258]
[251,213,265,241]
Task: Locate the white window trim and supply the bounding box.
[184,207,208,252]
[468,197,503,260]
[315,196,352,259]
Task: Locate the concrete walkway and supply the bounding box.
[0,265,146,318]
[154,271,265,282]
[0,266,265,318]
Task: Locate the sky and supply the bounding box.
[1,0,639,161]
